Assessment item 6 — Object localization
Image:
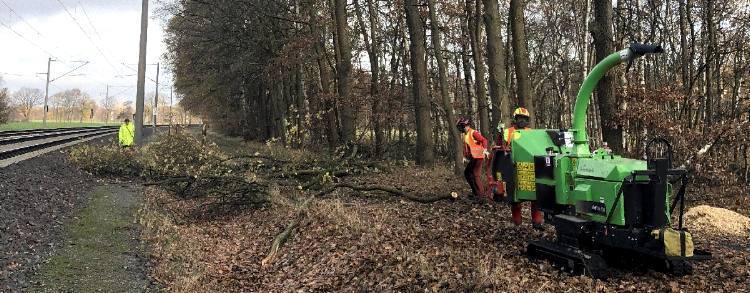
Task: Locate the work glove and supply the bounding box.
[463,157,469,164]
[483,149,490,159]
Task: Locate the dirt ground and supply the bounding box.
[31,183,154,292]
[137,135,750,292]
[0,129,159,291]
[0,140,103,290]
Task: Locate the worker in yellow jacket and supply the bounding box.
[119,118,135,147]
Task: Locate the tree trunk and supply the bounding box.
[509,0,534,126]
[333,0,356,144]
[467,0,490,135]
[591,0,622,152]
[460,11,475,121]
[581,0,591,79]
[310,2,339,148]
[405,0,435,166]
[427,0,463,175]
[482,0,510,134]
[354,0,383,155]
[366,0,383,155]
[704,0,716,125]
[295,66,307,147]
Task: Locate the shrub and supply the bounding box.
[68,144,140,176]
[70,133,267,217]
[138,133,231,179]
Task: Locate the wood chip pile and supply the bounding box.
[684,205,750,236]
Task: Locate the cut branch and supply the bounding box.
[316,182,455,203]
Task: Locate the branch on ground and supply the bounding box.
[316,182,455,203]
[261,182,453,267]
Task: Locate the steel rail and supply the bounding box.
[0,127,117,145]
[0,128,117,161]
[0,126,117,138]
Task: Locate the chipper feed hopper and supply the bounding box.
[491,44,711,278]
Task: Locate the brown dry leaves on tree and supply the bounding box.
[616,88,750,193]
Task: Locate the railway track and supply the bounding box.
[0,126,118,167]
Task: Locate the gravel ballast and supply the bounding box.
[0,148,98,290]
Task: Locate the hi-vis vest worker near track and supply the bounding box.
[456,117,490,199]
[496,107,544,229]
[119,118,135,148]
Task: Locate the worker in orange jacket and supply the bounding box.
[457,117,490,199]
[499,108,544,229]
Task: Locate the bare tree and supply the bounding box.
[427,0,462,174]
[76,94,95,123]
[11,87,44,121]
[405,0,435,166]
[117,100,134,121]
[592,0,620,151]
[354,0,383,154]
[509,0,534,126]
[468,0,490,134]
[483,0,510,130]
[0,88,10,124]
[102,94,118,122]
[333,0,355,145]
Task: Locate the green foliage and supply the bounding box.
[138,133,231,179]
[68,144,140,176]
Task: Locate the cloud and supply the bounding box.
[0,0,169,103]
[1,0,141,21]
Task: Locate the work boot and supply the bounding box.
[532,223,544,231]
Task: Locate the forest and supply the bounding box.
[97,0,750,290]
[163,0,748,179]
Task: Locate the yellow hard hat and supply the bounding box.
[513,107,530,117]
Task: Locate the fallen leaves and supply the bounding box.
[135,135,750,292]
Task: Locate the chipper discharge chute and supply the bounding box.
[491,44,711,278]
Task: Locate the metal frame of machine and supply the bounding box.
[489,44,711,278]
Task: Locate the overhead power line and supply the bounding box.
[54,0,120,74]
[50,61,89,82]
[1,0,43,37]
[1,0,77,58]
[77,2,105,42]
[0,18,58,58]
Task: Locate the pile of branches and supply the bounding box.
[138,134,271,218]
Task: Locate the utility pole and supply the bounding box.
[43,57,54,127]
[153,62,159,128]
[41,58,87,126]
[134,0,148,144]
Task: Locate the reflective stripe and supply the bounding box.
[504,127,516,148]
[464,129,484,159]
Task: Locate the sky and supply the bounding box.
[0,0,170,105]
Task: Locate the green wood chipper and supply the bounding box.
[490,44,711,278]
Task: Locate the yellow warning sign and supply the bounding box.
[517,162,536,191]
